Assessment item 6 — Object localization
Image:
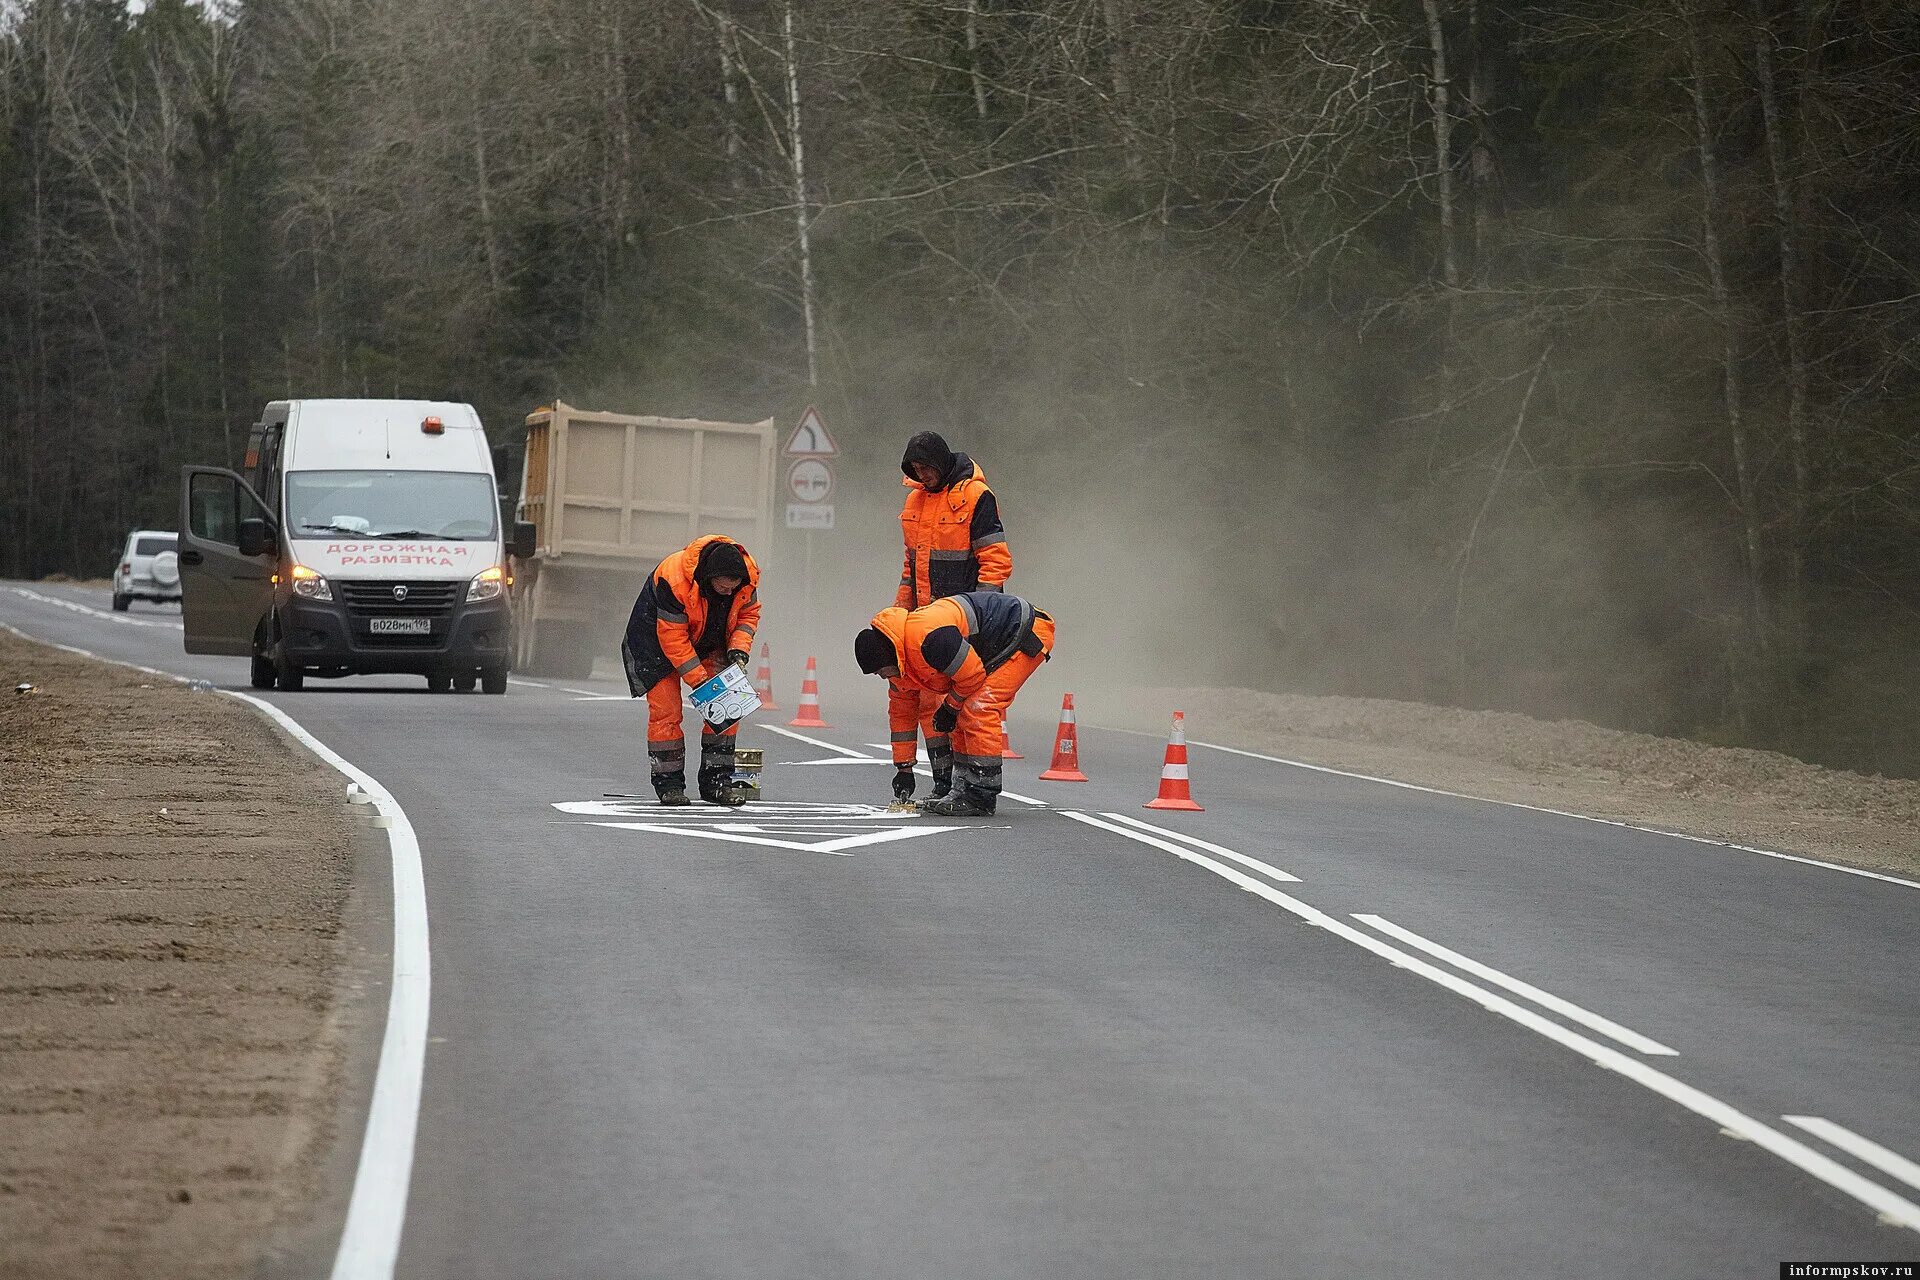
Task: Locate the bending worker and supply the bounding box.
[621,535,761,806]
[894,430,1013,802]
[854,591,1055,817]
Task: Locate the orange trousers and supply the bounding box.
[950,614,1055,772]
[645,657,738,786]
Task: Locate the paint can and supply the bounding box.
[732,748,763,801]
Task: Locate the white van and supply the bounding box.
[179,399,532,693]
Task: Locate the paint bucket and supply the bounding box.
[732,748,763,801]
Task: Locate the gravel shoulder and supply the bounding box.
[1095,686,1920,880]
[0,632,367,1279]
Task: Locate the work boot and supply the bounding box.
[698,767,748,807]
[928,767,953,802]
[921,787,995,818]
[657,789,692,807]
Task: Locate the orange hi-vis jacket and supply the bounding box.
[870,594,1043,766]
[622,535,762,692]
[894,456,1011,610]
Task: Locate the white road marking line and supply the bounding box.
[569,694,628,701]
[0,619,430,1277]
[10,585,181,629]
[1784,1116,1920,1195]
[789,757,893,766]
[506,677,551,689]
[761,723,871,758]
[556,800,916,819]
[1059,809,1920,1233]
[1354,914,1678,1056]
[1149,732,1920,893]
[1096,811,1301,882]
[593,819,966,855]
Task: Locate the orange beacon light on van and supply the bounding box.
[422,415,445,435]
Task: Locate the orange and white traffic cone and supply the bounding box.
[786,656,831,728]
[1038,693,1088,782]
[999,712,1024,760]
[1144,711,1203,811]
[754,643,780,711]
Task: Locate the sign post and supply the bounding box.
[782,407,839,644]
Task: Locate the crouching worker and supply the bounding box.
[622,535,761,806]
[853,592,1056,817]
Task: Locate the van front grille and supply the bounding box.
[339,580,460,616]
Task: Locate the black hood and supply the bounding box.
[693,540,749,589]
[901,431,958,488]
[853,627,898,675]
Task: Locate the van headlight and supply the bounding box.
[289,564,333,601]
[467,565,506,603]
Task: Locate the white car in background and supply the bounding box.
[113,529,181,611]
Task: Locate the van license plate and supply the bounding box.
[370,618,431,635]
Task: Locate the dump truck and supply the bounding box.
[509,401,777,678]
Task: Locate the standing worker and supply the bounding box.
[853,591,1055,817]
[621,535,762,806]
[894,431,1013,802]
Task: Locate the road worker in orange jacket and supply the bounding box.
[621,535,761,806]
[854,590,1055,817]
[893,431,1013,802]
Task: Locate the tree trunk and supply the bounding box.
[965,0,990,133]
[1682,2,1771,688]
[1750,0,1810,650]
[1421,0,1460,291]
[782,0,819,388]
[1466,0,1494,285]
[1099,0,1146,195]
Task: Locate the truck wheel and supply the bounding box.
[481,665,508,695]
[112,592,130,612]
[426,672,452,693]
[452,672,478,693]
[276,660,305,692]
[250,648,276,690]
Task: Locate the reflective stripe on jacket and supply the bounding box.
[894,454,1011,609]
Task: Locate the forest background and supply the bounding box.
[3,0,1916,775]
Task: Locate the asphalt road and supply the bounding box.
[5,580,1917,1279]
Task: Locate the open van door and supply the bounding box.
[179,466,275,656]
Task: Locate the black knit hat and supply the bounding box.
[901,431,956,484]
[853,627,898,674]
[694,540,749,587]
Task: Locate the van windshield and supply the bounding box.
[286,471,498,541]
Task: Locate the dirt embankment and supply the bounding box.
[1099,687,1920,879]
[0,633,364,1279]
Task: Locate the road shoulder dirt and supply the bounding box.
[0,632,369,1279]
[1100,686,1919,879]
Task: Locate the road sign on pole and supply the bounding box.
[786,457,833,503]
[784,406,838,457]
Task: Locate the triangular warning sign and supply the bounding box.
[783,405,838,457]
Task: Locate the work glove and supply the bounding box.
[726,649,751,670]
[891,766,917,801]
[931,703,958,735]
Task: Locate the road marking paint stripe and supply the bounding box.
[1784,1117,1920,1194]
[221,694,430,1280]
[1097,811,1301,882]
[10,585,181,629]
[506,677,551,688]
[1354,914,1678,1056]
[1060,809,1920,1233]
[875,745,1049,806]
[1089,726,1920,893]
[762,723,871,758]
[0,620,430,1276]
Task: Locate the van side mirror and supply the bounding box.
[237,518,271,558]
[511,520,537,560]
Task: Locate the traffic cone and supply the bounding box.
[999,712,1024,759]
[786,656,831,728]
[754,643,780,711]
[1144,711,1203,811]
[1038,693,1088,782]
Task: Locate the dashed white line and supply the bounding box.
[762,723,873,759]
[1061,808,1920,1233]
[1784,1116,1920,1195]
[1354,914,1678,1056]
[10,585,182,629]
